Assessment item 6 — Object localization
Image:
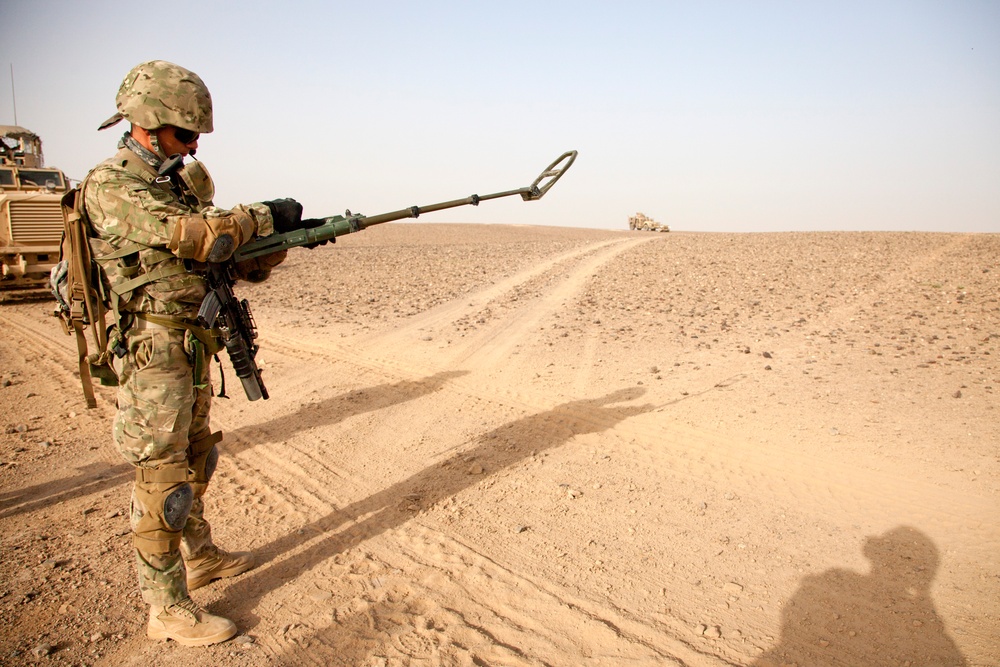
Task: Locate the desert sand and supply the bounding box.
[1,223,997,666]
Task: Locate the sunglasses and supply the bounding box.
[172,127,200,145]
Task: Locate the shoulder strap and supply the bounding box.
[60,175,107,408]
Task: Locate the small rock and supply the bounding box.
[514,525,528,534]
[705,625,722,639]
[724,581,744,594]
[566,488,582,499]
[818,639,830,647]
[39,440,53,448]
[952,390,962,399]
[309,590,333,603]
[829,427,840,436]
[31,643,53,658]
[104,510,121,520]
[912,619,924,627]
[694,624,708,636]
[234,634,255,645]
[26,392,37,398]
[82,507,97,516]
[15,424,28,434]
[90,632,104,643]
[1,377,12,387]
[420,335,433,342]
[762,351,772,359]
[468,463,484,475]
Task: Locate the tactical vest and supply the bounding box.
[53,148,214,407]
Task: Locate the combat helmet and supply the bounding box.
[98,60,213,133]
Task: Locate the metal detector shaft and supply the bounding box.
[234,150,577,262]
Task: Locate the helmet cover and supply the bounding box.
[99,60,213,133]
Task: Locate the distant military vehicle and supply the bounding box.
[1,125,70,290]
[628,212,669,233]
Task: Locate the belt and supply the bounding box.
[130,317,173,331]
[131,313,200,332]
[130,313,223,356]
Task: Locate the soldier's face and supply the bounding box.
[157,126,200,157]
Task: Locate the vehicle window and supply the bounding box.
[0,168,14,187]
[18,169,65,189]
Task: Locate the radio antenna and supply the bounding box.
[9,64,17,125]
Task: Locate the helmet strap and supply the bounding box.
[148,130,170,161]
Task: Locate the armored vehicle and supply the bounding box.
[1,125,69,290]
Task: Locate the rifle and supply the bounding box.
[197,150,577,401]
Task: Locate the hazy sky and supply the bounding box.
[2,1,998,232]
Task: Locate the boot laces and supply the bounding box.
[168,597,202,622]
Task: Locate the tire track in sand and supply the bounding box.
[259,236,654,378]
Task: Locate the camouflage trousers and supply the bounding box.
[114,324,220,606]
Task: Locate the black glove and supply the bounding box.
[264,198,305,233]
[298,218,330,249]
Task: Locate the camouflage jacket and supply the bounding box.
[83,147,273,318]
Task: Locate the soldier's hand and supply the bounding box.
[264,198,305,233]
[300,219,329,249]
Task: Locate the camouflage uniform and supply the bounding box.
[84,144,273,606]
[82,61,309,647]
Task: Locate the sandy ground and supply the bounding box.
[1,223,997,667]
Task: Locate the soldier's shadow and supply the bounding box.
[753,525,967,667]
[223,370,469,455]
[222,386,653,631]
[0,462,130,519]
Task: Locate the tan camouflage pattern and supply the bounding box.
[85,141,273,607]
[85,147,273,317]
[119,326,215,605]
[116,61,214,133]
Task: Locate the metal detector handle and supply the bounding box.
[521,150,578,201]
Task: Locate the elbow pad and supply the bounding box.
[167,211,256,263]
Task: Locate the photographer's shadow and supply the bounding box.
[753,526,967,666]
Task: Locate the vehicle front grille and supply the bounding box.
[8,200,63,245]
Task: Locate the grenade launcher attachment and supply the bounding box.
[198,150,578,401]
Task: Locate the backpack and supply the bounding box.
[50,177,122,407]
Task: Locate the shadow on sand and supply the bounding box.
[0,371,466,520]
[222,370,469,456]
[223,386,654,638]
[0,461,131,520]
[753,526,967,666]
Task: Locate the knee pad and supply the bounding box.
[190,444,218,484]
[189,431,222,484]
[131,465,193,554]
[163,484,194,530]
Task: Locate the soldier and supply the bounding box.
[86,60,314,646]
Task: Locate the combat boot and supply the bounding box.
[186,545,255,590]
[147,597,237,646]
